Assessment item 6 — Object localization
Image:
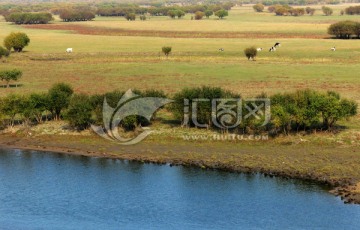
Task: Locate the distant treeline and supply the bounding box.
[0,84,357,136]
[95,3,234,17]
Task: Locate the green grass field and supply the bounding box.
[1,4,360,103]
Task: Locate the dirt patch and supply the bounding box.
[23,24,327,39]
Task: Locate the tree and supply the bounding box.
[176,10,185,19]
[215,9,228,19]
[0,46,10,59]
[167,10,177,19]
[244,47,257,61]
[162,46,172,57]
[65,94,93,130]
[140,15,146,20]
[27,93,48,123]
[0,69,22,88]
[4,32,30,52]
[0,94,22,127]
[194,11,204,20]
[47,83,74,120]
[253,4,265,12]
[328,20,358,39]
[125,13,136,21]
[322,6,333,16]
[205,10,213,18]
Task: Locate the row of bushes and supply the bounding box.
[59,9,96,22]
[328,20,360,39]
[96,3,234,17]
[5,12,53,24]
[267,4,331,16]
[0,84,357,135]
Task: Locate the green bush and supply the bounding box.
[65,94,93,130]
[253,4,265,12]
[328,20,359,39]
[244,47,257,60]
[215,9,228,19]
[0,94,22,127]
[0,46,10,59]
[170,86,240,128]
[5,12,53,24]
[47,83,74,120]
[322,6,333,16]
[162,46,172,57]
[194,11,204,20]
[125,13,136,21]
[0,69,22,88]
[205,10,213,18]
[4,32,30,52]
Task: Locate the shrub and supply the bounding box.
[65,94,93,130]
[328,20,358,39]
[244,47,257,60]
[194,11,204,20]
[322,6,333,16]
[140,15,146,20]
[270,90,358,133]
[162,46,172,57]
[5,12,53,24]
[125,13,136,21]
[0,69,22,88]
[253,4,265,12]
[305,7,316,16]
[215,9,228,19]
[0,46,10,59]
[205,10,213,18]
[27,93,48,123]
[170,86,240,128]
[4,32,30,52]
[289,8,305,16]
[275,6,289,16]
[47,83,74,120]
[0,94,22,127]
[59,9,95,22]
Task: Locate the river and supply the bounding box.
[0,148,359,229]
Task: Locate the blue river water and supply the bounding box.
[0,148,359,230]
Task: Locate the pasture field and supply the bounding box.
[1,4,360,121]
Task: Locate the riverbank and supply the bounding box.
[0,126,359,204]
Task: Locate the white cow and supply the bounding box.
[256,48,263,52]
[66,48,73,53]
[331,47,336,51]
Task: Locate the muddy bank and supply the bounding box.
[0,133,359,204]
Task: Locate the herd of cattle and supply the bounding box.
[66,42,337,53]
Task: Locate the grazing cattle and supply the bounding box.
[66,48,73,53]
[219,48,224,52]
[269,47,276,52]
[331,47,336,51]
[274,42,281,48]
[256,48,263,52]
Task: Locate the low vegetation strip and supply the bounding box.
[23,24,327,39]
